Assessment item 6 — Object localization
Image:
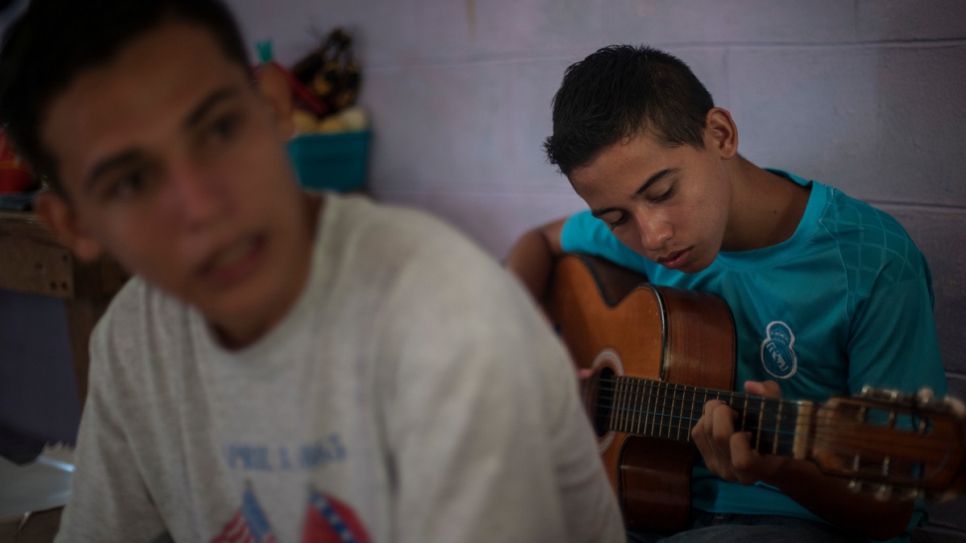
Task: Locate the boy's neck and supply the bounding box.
[723,156,811,252]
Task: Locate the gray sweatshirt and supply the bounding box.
[55,193,624,543]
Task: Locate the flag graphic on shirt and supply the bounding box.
[301,487,372,543]
[210,483,278,543]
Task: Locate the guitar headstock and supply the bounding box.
[809,387,966,502]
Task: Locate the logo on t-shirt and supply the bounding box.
[760,321,798,379]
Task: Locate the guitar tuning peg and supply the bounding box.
[874,484,894,501]
[861,387,902,402]
[916,388,934,407]
[900,488,924,502]
[932,489,959,504]
[848,480,863,494]
[941,396,966,418]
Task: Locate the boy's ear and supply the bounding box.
[34,191,105,262]
[255,62,295,139]
[704,107,738,159]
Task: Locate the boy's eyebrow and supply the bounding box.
[84,87,241,193]
[183,86,239,128]
[633,168,678,197]
[590,168,679,218]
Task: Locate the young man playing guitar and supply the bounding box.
[0,1,624,541]
[507,45,948,542]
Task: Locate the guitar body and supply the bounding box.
[547,253,737,532]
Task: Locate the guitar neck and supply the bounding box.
[595,375,812,459]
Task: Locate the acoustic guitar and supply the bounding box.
[546,253,966,532]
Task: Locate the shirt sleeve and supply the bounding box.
[847,253,948,398]
[378,230,625,543]
[845,253,947,534]
[561,210,653,274]
[54,321,168,543]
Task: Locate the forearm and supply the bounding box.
[505,229,554,301]
[504,219,565,303]
[764,458,913,541]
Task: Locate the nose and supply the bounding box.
[634,212,672,253]
[170,161,226,230]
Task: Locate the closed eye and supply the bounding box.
[605,212,628,230]
[649,185,675,203]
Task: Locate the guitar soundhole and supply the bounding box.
[586,367,616,438]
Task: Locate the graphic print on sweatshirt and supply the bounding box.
[302,486,373,543]
[224,434,346,472]
[210,482,372,543]
[210,482,278,543]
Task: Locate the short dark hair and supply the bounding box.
[544,45,715,177]
[0,0,250,191]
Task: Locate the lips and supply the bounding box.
[656,248,691,270]
[198,234,266,285]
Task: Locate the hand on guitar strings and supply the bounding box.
[692,380,789,486]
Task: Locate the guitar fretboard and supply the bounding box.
[592,375,805,457]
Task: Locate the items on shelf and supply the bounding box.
[256,28,370,193]
[0,124,38,210]
[0,127,33,194]
[290,28,362,121]
[258,28,368,137]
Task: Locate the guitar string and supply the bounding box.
[587,399,949,474]
[586,378,944,460]
[593,401,930,437]
[589,376,932,422]
[589,387,800,453]
[589,378,924,429]
[590,396,953,486]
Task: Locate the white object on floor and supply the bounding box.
[0,443,74,521]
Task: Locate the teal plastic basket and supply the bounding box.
[287,130,370,192]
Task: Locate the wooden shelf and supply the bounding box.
[0,211,127,299]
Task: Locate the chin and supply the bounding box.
[679,259,711,275]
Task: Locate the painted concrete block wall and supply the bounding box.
[0,0,959,536]
[228,1,966,537]
[227,2,966,356]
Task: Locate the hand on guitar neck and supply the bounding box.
[693,380,785,485]
[689,379,915,539]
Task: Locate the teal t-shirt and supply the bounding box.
[560,170,947,540]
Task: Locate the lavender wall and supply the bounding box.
[227,1,966,538]
[229,0,966,386]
